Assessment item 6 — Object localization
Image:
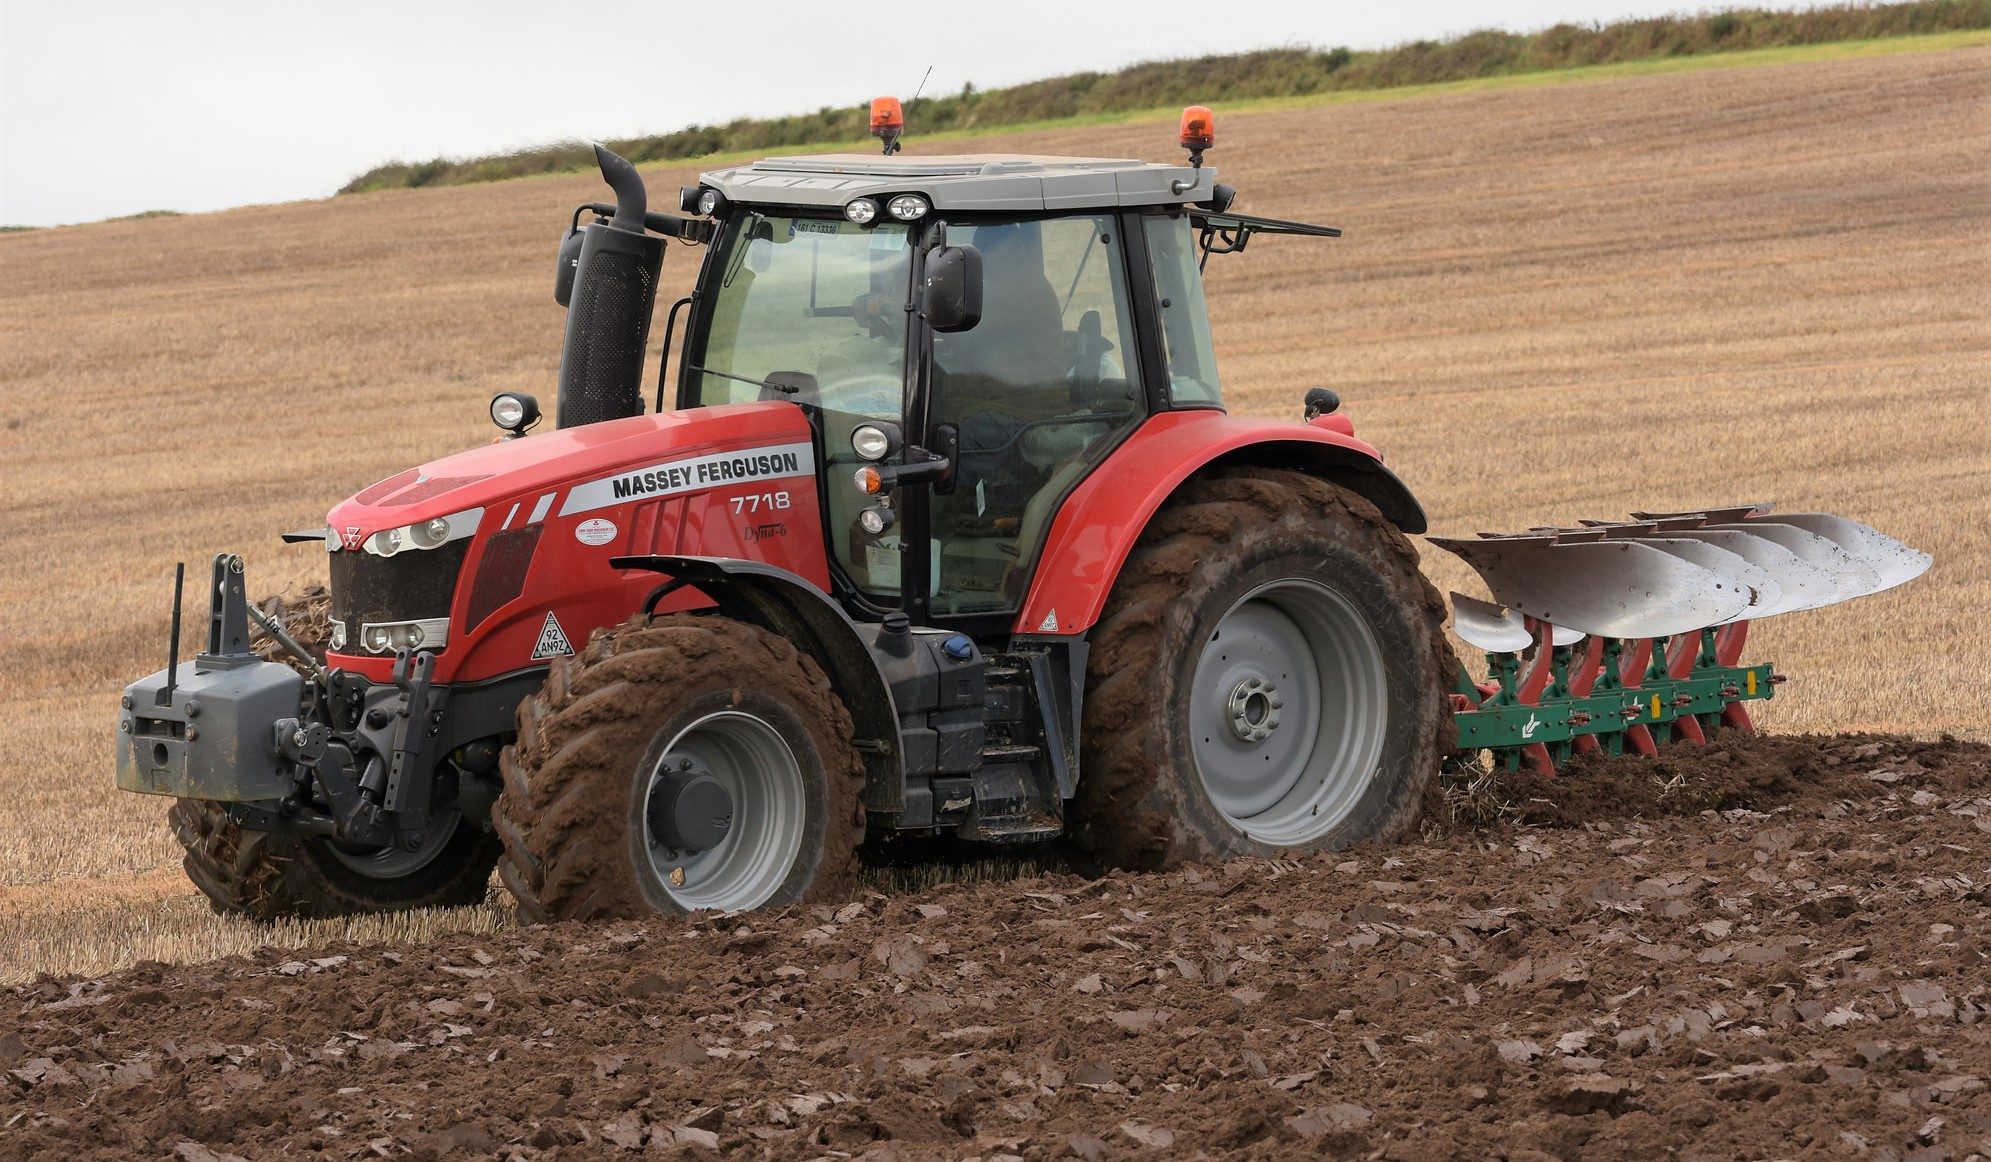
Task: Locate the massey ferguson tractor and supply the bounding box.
[115,102,1928,921]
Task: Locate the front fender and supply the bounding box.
[1013,410,1425,638]
[609,555,902,800]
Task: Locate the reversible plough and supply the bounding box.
[1433,505,1930,775]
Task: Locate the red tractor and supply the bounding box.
[116,105,1923,920]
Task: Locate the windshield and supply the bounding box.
[688,212,913,418]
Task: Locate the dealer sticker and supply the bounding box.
[575,518,617,546]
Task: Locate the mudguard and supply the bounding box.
[610,555,902,794]
[1014,410,1425,638]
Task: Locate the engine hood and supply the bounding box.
[326,402,812,546]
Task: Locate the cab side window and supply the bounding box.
[924,215,1144,615]
[1144,213,1223,406]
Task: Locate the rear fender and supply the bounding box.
[1014,411,1425,637]
[609,555,902,798]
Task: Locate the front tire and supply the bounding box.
[1073,467,1455,868]
[494,614,865,921]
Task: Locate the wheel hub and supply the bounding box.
[1225,675,1282,743]
[646,758,735,854]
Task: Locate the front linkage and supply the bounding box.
[116,554,500,855]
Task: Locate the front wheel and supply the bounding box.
[1073,467,1456,868]
[494,614,865,921]
[171,586,501,920]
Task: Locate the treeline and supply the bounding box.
[339,0,1989,194]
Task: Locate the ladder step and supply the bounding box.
[980,744,1040,764]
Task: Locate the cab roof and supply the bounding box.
[697,153,1217,214]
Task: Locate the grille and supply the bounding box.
[464,525,541,632]
[330,539,473,630]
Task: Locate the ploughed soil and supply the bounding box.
[5,733,1988,1160]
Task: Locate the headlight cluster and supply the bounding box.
[357,508,482,557]
[845,193,930,226]
[331,617,450,655]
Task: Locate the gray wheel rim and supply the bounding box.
[327,808,461,879]
[1189,578,1388,846]
[643,710,806,912]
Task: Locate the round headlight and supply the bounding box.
[850,424,893,461]
[844,198,880,226]
[491,394,526,428]
[371,527,404,557]
[412,517,450,549]
[363,625,391,653]
[697,188,724,216]
[490,392,540,433]
[396,623,426,649]
[858,506,895,535]
[887,194,930,221]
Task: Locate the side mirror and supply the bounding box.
[552,227,584,307]
[922,245,982,333]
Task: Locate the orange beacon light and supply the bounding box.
[1179,105,1215,155]
[870,97,905,155]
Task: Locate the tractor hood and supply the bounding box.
[326,402,813,548]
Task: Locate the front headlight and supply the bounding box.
[356,617,450,654]
[359,508,483,557]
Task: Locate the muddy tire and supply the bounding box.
[171,798,500,920]
[494,614,865,921]
[170,587,499,921]
[1072,467,1456,869]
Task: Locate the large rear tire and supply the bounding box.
[170,587,500,920]
[494,614,865,922]
[1072,467,1455,869]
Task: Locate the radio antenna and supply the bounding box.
[910,66,932,106]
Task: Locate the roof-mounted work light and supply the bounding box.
[871,96,904,156]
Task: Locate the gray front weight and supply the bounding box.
[116,659,303,802]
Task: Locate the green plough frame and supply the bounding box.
[1453,627,1774,769]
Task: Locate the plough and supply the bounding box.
[1432,505,1930,775]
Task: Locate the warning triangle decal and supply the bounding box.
[531,611,574,660]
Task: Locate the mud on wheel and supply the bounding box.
[1073,467,1456,869]
[171,587,500,921]
[494,614,866,921]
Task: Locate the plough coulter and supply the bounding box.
[1434,505,1930,775]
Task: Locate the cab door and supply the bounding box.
[920,213,1149,618]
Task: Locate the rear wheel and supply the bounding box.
[494,614,865,921]
[1073,467,1455,868]
[170,586,500,920]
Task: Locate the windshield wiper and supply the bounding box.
[688,365,798,395]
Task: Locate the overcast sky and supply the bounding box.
[4,0,1787,227]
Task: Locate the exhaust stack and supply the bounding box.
[556,145,663,429]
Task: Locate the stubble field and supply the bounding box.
[0,38,1987,1158]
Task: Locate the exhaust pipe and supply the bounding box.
[556,145,664,429]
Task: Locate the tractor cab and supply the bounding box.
[676,152,1229,625]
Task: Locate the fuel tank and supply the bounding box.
[321,402,829,684]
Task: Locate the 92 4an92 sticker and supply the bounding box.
[557,442,815,518]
